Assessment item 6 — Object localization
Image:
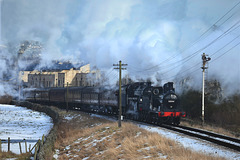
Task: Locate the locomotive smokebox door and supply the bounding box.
[152,87,163,97]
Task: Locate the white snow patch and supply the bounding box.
[143,155,151,159]
[64,116,74,120]
[65,145,71,150]
[158,153,168,159]
[53,149,60,159]
[116,144,121,149]
[135,131,142,138]
[64,114,82,121]
[91,114,116,121]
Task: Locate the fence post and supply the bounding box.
[8,137,10,152]
[29,144,31,153]
[19,142,22,154]
[34,145,37,160]
[34,140,40,160]
[42,134,44,145]
[0,139,2,152]
[25,140,27,153]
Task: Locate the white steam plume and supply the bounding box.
[0,0,240,96]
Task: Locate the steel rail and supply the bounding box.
[174,125,240,144]
[161,124,240,152]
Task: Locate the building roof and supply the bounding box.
[22,61,86,71]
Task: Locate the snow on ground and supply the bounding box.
[139,124,240,160]
[91,113,116,121]
[0,104,53,154]
[91,114,240,160]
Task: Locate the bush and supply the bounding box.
[180,90,240,132]
[180,90,202,119]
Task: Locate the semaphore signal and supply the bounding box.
[201,53,211,124]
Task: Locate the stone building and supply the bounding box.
[20,63,101,88]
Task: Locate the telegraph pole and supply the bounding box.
[201,53,211,124]
[66,82,69,112]
[113,60,127,127]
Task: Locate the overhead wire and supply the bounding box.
[211,40,240,63]
[130,20,240,77]
[158,24,240,80]
[162,38,240,81]
[109,1,240,83]
[178,0,240,53]
[129,19,240,74]
[129,1,240,73]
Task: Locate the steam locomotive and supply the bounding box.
[121,82,185,124]
[22,82,186,125]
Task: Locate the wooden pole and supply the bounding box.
[0,139,2,152]
[42,134,44,145]
[34,140,40,160]
[25,140,27,153]
[118,60,122,128]
[34,145,37,160]
[19,142,22,154]
[8,137,10,152]
[66,82,69,112]
[113,60,127,128]
[30,141,38,152]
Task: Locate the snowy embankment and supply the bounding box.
[0,104,53,154]
[139,124,240,160]
[91,114,240,160]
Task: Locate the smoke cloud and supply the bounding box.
[0,0,240,96]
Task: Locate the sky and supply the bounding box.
[0,0,240,95]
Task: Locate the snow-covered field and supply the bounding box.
[0,104,53,154]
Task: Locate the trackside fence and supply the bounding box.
[0,135,45,160]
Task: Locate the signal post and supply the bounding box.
[113,60,127,127]
[201,53,211,124]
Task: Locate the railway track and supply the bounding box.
[105,113,240,152]
[161,124,240,152]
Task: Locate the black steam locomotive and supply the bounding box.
[22,82,185,125]
[121,82,185,124]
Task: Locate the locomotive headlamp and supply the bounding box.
[170,94,177,99]
[139,98,143,102]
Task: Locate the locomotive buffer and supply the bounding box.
[113,60,127,127]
